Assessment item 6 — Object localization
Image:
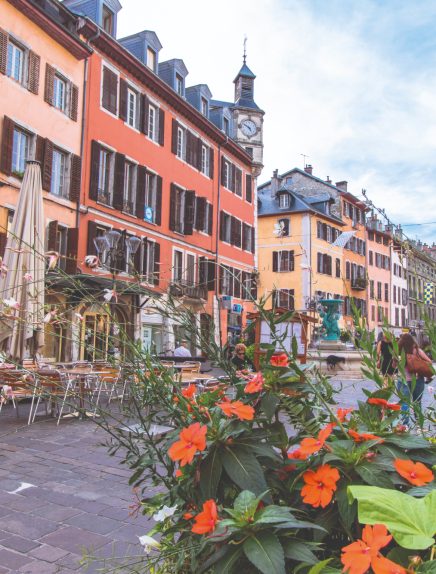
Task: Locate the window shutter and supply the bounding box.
[65,227,79,274]
[207,202,213,236]
[0,232,7,258]
[242,223,249,251]
[251,273,258,300]
[142,238,148,277]
[158,108,165,146]
[42,139,53,192]
[70,83,79,121]
[0,116,14,176]
[44,63,55,106]
[245,173,252,203]
[196,137,202,171]
[219,265,224,294]
[89,140,100,201]
[231,163,236,192]
[0,28,8,75]
[171,119,178,154]
[34,135,45,166]
[234,270,241,299]
[112,153,125,210]
[102,67,118,114]
[220,156,226,184]
[136,165,146,219]
[234,219,242,248]
[87,221,98,255]
[119,78,128,121]
[209,147,214,179]
[184,190,196,235]
[199,257,206,287]
[133,239,141,275]
[169,184,176,231]
[235,168,242,195]
[47,220,59,251]
[155,175,162,226]
[251,226,255,254]
[69,154,81,201]
[140,94,149,134]
[195,197,206,231]
[27,51,40,94]
[185,131,193,166]
[272,251,278,272]
[153,242,160,286]
[219,211,225,241]
[207,259,215,291]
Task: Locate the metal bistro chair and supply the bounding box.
[31,369,71,423]
[0,370,38,424]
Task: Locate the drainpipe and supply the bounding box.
[215,142,223,346]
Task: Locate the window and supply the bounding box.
[371,305,375,322]
[335,258,341,278]
[235,168,242,196]
[53,74,67,111]
[377,281,382,300]
[245,146,253,157]
[186,254,196,286]
[393,285,397,304]
[145,172,157,218]
[346,261,350,280]
[221,212,231,243]
[102,5,114,35]
[176,127,184,159]
[57,226,68,271]
[146,48,156,71]
[12,128,30,176]
[317,253,332,275]
[273,289,294,310]
[123,162,136,214]
[277,218,290,237]
[143,241,156,283]
[242,224,253,252]
[201,97,208,116]
[127,88,138,128]
[7,40,24,82]
[370,280,374,299]
[223,161,230,188]
[98,148,113,204]
[148,104,158,140]
[175,73,183,95]
[401,308,406,327]
[223,117,230,135]
[101,66,118,115]
[51,149,67,198]
[201,145,209,176]
[275,250,294,272]
[279,193,290,208]
[173,250,183,282]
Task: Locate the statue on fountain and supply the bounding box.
[318,299,342,341]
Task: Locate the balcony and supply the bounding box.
[169,281,207,301]
[97,188,112,206]
[351,276,367,291]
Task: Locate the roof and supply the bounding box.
[233,62,256,82]
[234,96,260,111]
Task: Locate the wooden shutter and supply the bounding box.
[155,175,162,225]
[219,265,224,294]
[235,168,242,195]
[69,154,81,201]
[65,227,79,274]
[119,78,128,121]
[185,131,193,166]
[136,165,146,219]
[47,220,59,251]
[102,67,118,114]
[220,156,226,184]
[87,221,98,255]
[153,242,160,286]
[209,147,214,179]
[89,140,100,201]
[245,173,252,203]
[112,153,125,210]
[234,270,241,299]
[272,251,278,272]
[231,218,241,247]
[0,232,7,258]
[142,238,148,277]
[0,116,14,176]
[140,94,149,134]
[171,119,178,154]
[27,51,40,94]
[230,163,236,192]
[44,63,55,106]
[199,256,206,286]
[0,28,8,75]
[242,223,249,251]
[42,139,53,192]
[207,202,213,236]
[158,108,165,146]
[219,211,225,241]
[207,260,215,291]
[35,135,45,165]
[250,273,258,300]
[184,190,195,235]
[196,138,203,171]
[70,83,79,121]
[169,184,177,231]
[195,197,206,231]
[251,226,255,254]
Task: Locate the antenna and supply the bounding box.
[300,153,309,168]
[243,35,247,64]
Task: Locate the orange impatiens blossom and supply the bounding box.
[244,372,264,394]
[348,429,384,443]
[270,353,289,367]
[299,423,334,457]
[191,499,219,535]
[218,400,254,421]
[371,555,408,574]
[301,464,340,508]
[168,423,207,467]
[336,407,353,422]
[182,384,196,399]
[394,459,434,486]
[368,398,401,411]
[341,524,392,574]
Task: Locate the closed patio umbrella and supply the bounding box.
[0,161,45,362]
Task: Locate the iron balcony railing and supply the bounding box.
[169,281,207,300]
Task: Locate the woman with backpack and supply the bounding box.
[397,333,433,424]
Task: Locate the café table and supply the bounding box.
[61,369,110,419]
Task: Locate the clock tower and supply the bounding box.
[232,56,264,177]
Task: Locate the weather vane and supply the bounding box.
[243,35,247,64]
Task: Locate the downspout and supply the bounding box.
[215,138,227,346]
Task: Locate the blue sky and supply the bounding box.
[117,0,436,243]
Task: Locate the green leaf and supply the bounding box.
[254,505,295,525]
[417,562,436,573]
[348,486,436,549]
[355,461,395,489]
[385,434,430,450]
[233,490,263,519]
[336,486,356,533]
[308,558,334,573]
[243,532,286,574]
[222,446,270,501]
[233,438,281,461]
[261,392,280,420]
[211,546,244,574]
[407,485,436,498]
[283,540,318,565]
[200,448,222,500]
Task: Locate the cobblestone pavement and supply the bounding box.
[0,376,434,573]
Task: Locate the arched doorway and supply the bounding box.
[79,303,127,361]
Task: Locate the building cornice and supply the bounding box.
[79,18,253,166]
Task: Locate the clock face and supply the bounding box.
[241,119,257,137]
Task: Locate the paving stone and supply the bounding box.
[54,552,83,571]
[76,500,110,514]
[29,502,83,522]
[65,513,120,535]
[40,526,108,553]
[110,522,150,543]
[1,534,40,553]
[0,548,33,569]
[97,506,131,522]
[29,544,70,563]
[18,560,59,573]
[1,513,58,539]
[0,494,45,513]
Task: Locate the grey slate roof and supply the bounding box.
[233,63,256,81]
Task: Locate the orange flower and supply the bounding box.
[175,469,183,478]
[168,423,207,467]
[371,555,407,574]
[341,524,392,574]
[337,407,353,422]
[191,499,219,534]
[349,429,384,443]
[218,400,254,421]
[270,353,289,367]
[299,423,334,457]
[244,373,264,394]
[288,448,307,460]
[182,384,196,399]
[183,512,194,520]
[394,459,434,486]
[368,398,401,411]
[301,464,340,508]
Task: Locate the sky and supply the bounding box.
[116,0,436,244]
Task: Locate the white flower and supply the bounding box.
[428,386,434,394]
[43,310,57,324]
[153,505,177,522]
[3,298,20,310]
[138,534,161,554]
[23,273,33,281]
[46,251,59,270]
[103,289,117,303]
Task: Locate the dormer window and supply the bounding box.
[201,97,208,116]
[175,73,183,96]
[102,5,114,35]
[146,48,156,72]
[279,193,290,208]
[223,117,229,135]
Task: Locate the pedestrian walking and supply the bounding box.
[376,332,396,386]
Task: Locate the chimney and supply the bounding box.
[325,176,332,184]
[271,169,280,198]
[304,164,313,175]
[336,180,348,191]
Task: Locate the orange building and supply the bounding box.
[0,0,90,360]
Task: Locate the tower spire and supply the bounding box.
[243,35,247,64]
